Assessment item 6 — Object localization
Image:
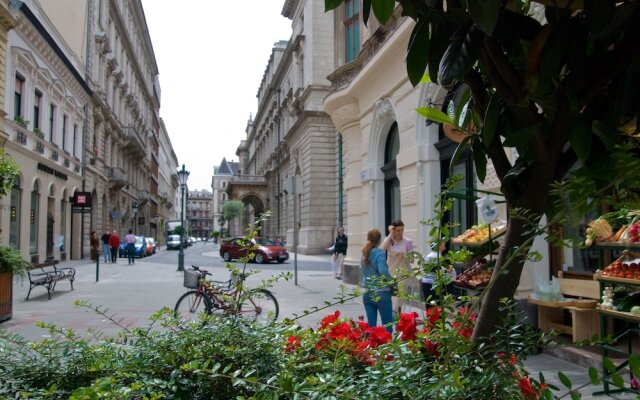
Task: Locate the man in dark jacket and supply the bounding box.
[331,226,348,279]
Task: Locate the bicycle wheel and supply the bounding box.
[174,290,212,324]
[239,289,279,326]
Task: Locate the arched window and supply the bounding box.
[382,122,400,227]
[9,177,20,247]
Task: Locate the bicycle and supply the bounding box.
[174,265,279,326]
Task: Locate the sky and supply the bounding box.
[140,1,293,190]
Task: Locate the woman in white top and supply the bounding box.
[381,219,415,314]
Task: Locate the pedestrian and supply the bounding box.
[90,231,100,261]
[101,231,111,263]
[109,230,120,263]
[331,226,348,279]
[124,229,136,265]
[421,242,456,310]
[360,228,394,333]
[381,219,416,314]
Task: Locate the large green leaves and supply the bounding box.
[471,137,487,183]
[407,18,431,86]
[483,93,499,145]
[438,24,482,88]
[416,108,455,125]
[467,0,501,36]
[372,0,396,24]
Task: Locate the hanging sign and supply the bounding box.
[72,192,92,213]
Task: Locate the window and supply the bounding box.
[14,74,24,118]
[62,114,68,150]
[33,90,42,130]
[382,122,400,226]
[9,177,20,247]
[344,0,360,63]
[73,124,78,157]
[49,104,56,142]
[29,181,39,254]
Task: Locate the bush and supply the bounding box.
[0,303,550,399]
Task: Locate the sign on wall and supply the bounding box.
[72,192,92,213]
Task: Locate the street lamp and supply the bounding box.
[176,164,190,271]
[132,202,138,234]
[218,215,225,236]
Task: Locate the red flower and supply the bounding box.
[365,326,392,347]
[517,377,537,399]
[285,336,301,353]
[320,311,341,329]
[426,307,442,326]
[424,338,441,357]
[397,312,419,341]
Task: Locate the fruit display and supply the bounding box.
[452,220,507,245]
[599,252,640,281]
[584,209,640,247]
[455,259,493,288]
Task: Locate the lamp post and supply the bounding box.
[218,216,225,237]
[177,164,189,271]
[132,202,138,234]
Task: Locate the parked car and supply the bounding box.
[119,236,147,258]
[219,237,289,264]
[145,238,157,256]
[166,234,182,250]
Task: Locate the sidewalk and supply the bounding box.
[2,256,635,399]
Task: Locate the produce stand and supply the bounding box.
[593,255,640,397]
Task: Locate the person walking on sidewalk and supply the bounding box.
[101,232,111,263]
[109,230,120,263]
[90,231,100,261]
[124,230,136,265]
[381,219,414,315]
[331,226,348,280]
[360,228,393,334]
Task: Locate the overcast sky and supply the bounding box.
[140,1,293,190]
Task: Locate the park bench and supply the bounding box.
[527,271,600,342]
[26,259,75,300]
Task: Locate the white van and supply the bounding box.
[166,234,182,250]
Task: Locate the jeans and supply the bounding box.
[127,243,135,264]
[110,247,118,263]
[102,243,111,263]
[363,290,393,333]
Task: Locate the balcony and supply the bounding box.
[123,126,146,157]
[106,166,127,190]
[138,189,150,204]
[227,174,268,200]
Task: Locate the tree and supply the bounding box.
[222,200,245,237]
[0,149,19,198]
[326,0,640,341]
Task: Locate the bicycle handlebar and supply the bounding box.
[190,265,211,276]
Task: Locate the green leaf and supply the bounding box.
[450,136,472,176]
[569,118,591,162]
[371,0,395,25]
[592,120,621,150]
[325,0,343,11]
[611,373,625,388]
[602,357,616,374]
[416,107,455,125]
[629,354,640,377]
[455,89,472,127]
[363,0,372,26]
[420,74,432,83]
[584,0,615,31]
[569,391,581,400]
[428,21,456,84]
[558,371,572,389]
[407,18,431,86]
[438,24,481,88]
[471,138,487,183]
[483,93,499,145]
[467,0,501,36]
[588,367,600,384]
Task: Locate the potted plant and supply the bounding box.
[212,231,221,244]
[13,115,30,127]
[0,245,31,322]
[33,127,44,138]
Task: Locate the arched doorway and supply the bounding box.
[241,194,266,237]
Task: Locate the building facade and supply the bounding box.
[211,157,239,237]
[156,117,178,245]
[186,189,211,240]
[228,0,340,254]
[0,0,178,262]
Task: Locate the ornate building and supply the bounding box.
[228,0,340,254]
[186,189,212,240]
[211,157,239,237]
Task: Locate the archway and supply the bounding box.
[240,194,266,237]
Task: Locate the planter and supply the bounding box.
[0,271,12,322]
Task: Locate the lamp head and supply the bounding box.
[177,164,190,186]
[132,202,138,214]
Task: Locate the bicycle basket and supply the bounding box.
[183,269,200,289]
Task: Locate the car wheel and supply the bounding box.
[222,251,231,262]
[277,259,285,264]
[254,253,265,264]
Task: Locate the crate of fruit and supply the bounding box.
[455,259,493,289]
[452,220,507,246]
[596,250,640,282]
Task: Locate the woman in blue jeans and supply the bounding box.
[360,228,393,333]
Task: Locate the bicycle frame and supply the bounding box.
[194,273,265,317]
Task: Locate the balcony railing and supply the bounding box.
[230,174,267,185]
[123,126,145,156]
[106,166,127,189]
[138,189,150,204]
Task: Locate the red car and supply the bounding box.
[219,237,289,264]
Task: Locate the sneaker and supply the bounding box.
[335,275,342,280]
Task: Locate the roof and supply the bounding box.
[214,158,240,175]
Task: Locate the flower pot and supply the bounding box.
[0,271,13,322]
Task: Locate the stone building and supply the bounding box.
[0,0,178,262]
[156,117,178,245]
[228,0,341,254]
[186,189,212,240]
[211,157,239,237]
